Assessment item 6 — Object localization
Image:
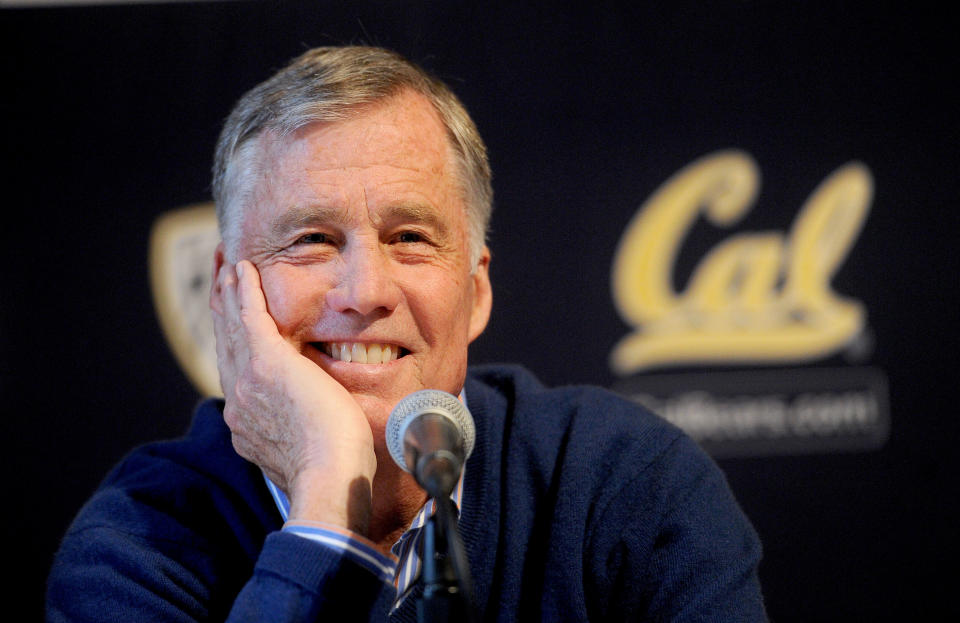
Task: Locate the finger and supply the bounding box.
[233,262,319,355]
[235,260,284,351]
[236,260,267,313]
[211,263,236,330]
[212,264,241,396]
[219,261,241,329]
[218,262,254,366]
[212,305,237,397]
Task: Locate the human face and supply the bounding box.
[229,90,491,439]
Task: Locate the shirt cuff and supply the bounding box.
[282,519,398,585]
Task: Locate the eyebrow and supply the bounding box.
[268,202,450,239]
[374,203,449,238]
[269,205,352,240]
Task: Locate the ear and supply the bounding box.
[209,242,228,314]
[468,246,493,343]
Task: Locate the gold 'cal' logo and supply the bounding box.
[610,150,873,374]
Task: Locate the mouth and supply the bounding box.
[317,341,410,364]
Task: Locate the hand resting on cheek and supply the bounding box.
[210,259,377,535]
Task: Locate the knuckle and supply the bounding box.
[247,355,274,381]
[222,403,240,429]
[238,307,258,326]
[233,372,252,397]
[221,267,235,288]
[230,434,251,460]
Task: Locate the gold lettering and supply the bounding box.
[610,151,872,374]
[611,151,761,322]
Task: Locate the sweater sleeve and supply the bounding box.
[226,532,394,621]
[47,527,394,622]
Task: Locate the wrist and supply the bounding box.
[287,468,374,535]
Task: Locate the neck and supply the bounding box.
[367,452,428,553]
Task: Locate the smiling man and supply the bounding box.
[211,83,492,553]
[48,47,766,622]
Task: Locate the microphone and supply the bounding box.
[386,389,475,499]
[388,390,478,620]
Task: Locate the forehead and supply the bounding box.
[254,90,457,206]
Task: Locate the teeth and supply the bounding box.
[326,342,400,364]
[351,343,367,364]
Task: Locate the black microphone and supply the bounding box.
[386,389,475,499]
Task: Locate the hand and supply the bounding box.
[211,259,377,533]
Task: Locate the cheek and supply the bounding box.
[405,274,474,340]
[258,265,325,334]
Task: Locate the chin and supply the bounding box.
[351,391,401,431]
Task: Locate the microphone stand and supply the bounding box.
[396,406,477,622]
[417,494,475,623]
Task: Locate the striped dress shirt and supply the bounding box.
[263,390,468,610]
[264,469,464,610]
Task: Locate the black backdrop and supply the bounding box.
[4,1,957,620]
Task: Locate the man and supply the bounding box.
[48,46,766,621]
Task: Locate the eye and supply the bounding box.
[297,232,333,244]
[398,232,422,243]
[396,231,428,244]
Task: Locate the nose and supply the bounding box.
[324,240,402,317]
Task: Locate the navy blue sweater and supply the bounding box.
[47,364,765,621]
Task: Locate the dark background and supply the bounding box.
[3,1,957,619]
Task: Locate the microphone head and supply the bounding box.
[386,389,476,473]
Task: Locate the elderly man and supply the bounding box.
[48,47,766,621]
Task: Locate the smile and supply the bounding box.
[321,342,407,364]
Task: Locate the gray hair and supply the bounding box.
[212,46,492,264]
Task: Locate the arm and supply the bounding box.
[212,258,395,619]
[227,532,393,622]
[47,523,394,622]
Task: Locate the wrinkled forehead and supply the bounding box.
[256,125,450,186]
